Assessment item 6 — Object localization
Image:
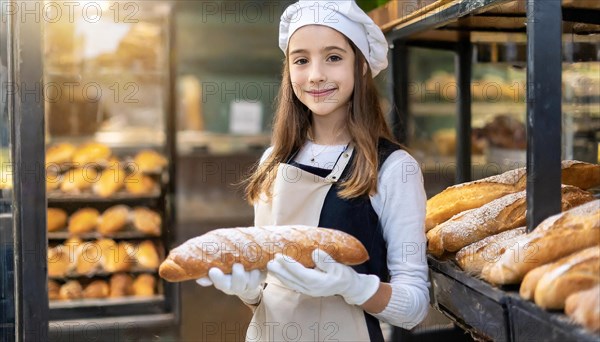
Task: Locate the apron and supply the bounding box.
[250,144,373,342]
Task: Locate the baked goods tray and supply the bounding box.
[428,255,512,341]
[506,292,600,342]
[48,190,161,203]
[49,294,166,321]
[428,256,600,342]
[48,230,160,241]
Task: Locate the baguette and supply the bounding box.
[440,185,593,253]
[534,246,600,309]
[520,263,556,301]
[456,227,526,275]
[425,160,600,231]
[159,225,369,282]
[482,200,600,284]
[565,285,600,332]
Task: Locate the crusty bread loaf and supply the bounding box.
[439,185,593,253]
[98,205,130,235]
[159,225,369,282]
[520,263,556,301]
[534,246,600,309]
[425,161,600,231]
[426,168,525,231]
[565,285,600,332]
[482,200,600,284]
[456,227,526,275]
[47,208,68,232]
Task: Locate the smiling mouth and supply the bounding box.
[306,88,336,97]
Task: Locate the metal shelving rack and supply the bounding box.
[381,0,600,340]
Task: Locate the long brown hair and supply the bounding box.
[245,40,397,203]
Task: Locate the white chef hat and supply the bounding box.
[279,0,389,77]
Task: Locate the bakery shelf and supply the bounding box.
[506,293,600,342]
[47,229,161,241]
[49,294,167,321]
[48,268,159,281]
[49,295,164,310]
[427,256,600,341]
[47,190,161,203]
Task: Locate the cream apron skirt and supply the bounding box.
[249,145,372,342]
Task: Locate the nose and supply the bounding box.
[308,61,326,85]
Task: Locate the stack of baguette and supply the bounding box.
[424,160,600,333]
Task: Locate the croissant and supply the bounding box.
[159,225,369,282]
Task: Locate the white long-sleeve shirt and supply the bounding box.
[257,141,430,330]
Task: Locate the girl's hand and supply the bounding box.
[196,263,266,304]
[267,249,380,306]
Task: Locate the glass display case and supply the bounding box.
[41,1,178,336]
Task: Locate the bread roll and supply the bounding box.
[565,285,600,332]
[133,149,167,174]
[136,240,160,270]
[439,185,593,253]
[83,280,110,299]
[76,241,102,275]
[520,263,557,300]
[456,227,526,275]
[46,174,61,192]
[132,207,161,236]
[425,161,600,231]
[133,274,156,296]
[98,239,131,273]
[48,246,71,278]
[48,280,61,300]
[93,167,125,198]
[68,208,99,234]
[109,273,133,297]
[72,142,111,166]
[125,173,157,195]
[159,225,370,282]
[482,200,600,284]
[47,208,68,232]
[534,246,600,309]
[60,167,99,194]
[46,143,76,166]
[59,280,83,300]
[98,205,130,235]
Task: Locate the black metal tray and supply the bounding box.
[428,256,512,341]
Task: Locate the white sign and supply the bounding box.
[229,101,263,135]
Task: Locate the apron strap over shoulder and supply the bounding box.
[324,144,354,183]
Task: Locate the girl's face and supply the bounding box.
[288,25,355,120]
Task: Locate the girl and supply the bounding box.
[198,1,430,341]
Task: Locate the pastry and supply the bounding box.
[59,280,83,300]
[133,274,156,296]
[47,208,68,232]
[109,273,133,297]
[159,225,369,282]
[132,207,161,236]
[72,142,111,166]
[83,280,110,299]
[48,280,61,300]
[136,240,160,270]
[98,205,130,235]
[60,167,99,194]
[125,173,158,195]
[68,208,99,235]
[93,167,125,198]
[46,143,76,166]
[133,149,167,174]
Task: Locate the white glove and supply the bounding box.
[196,263,266,304]
[267,249,380,306]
